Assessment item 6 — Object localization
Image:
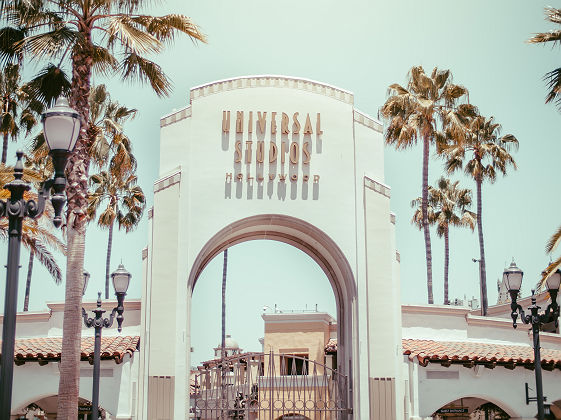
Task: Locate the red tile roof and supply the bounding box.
[0,336,140,365]
[325,338,561,370]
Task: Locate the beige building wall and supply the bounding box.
[262,312,335,372]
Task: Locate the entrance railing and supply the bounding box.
[191,352,350,419]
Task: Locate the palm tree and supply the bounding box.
[87,84,139,298]
[88,171,145,298]
[528,7,561,111]
[381,66,473,304]
[541,226,561,290]
[442,115,518,315]
[412,177,476,305]
[0,64,38,163]
[1,2,206,416]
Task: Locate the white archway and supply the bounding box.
[140,75,402,419]
[187,214,357,378]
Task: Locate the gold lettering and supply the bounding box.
[256,141,265,163]
[292,112,301,134]
[291,174,298,181]
[269,173,276,180]
[257,112,267,134]
[248,111,253,133]
[257,175,264,182]
[289,142,299,164]
[269,142,277,163]
[237,173,243,181]
[247,174,254,182]
[271,112,277,134]
[314,175,320,183]
[302,142,311,164]
[279,174,287,182]
[316,113,323,135]
[281,113,290,134]
[222,111,230,133]
[245,141,253,164]
[236,111,244,133]
[303,174,309,182]
[234,141,242,163]
[225,172,232,181]
[303,113,313,134]
[281,141,287,164]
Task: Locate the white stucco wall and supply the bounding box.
[143,76,402,419]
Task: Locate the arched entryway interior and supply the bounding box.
[187,214,357,415]
[13,396,107,419]
[432,397,512,419]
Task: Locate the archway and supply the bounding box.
[432,397,514,420]
[187,214,357,378]
[12,395,108,420]
[141,75,401,419]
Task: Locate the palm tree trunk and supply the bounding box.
[2,133,8,164]
[105,223,113,299]
[422,135,434,304]
[23,250,35,311]
[221,249,227,420]
[57,41,93,420]
[221,249,227,359]
[444,228,449,305]
[476,175,488,316]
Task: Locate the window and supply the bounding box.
[281,354,309,375]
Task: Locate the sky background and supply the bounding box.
[1,0,560,366]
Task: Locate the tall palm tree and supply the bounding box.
[442,115,518,315]
[88,171,145,298]
[412,177,476,305]
[1,2,206,416]
[87,84,139,298]
[528,7,561,111]
[381,66,473,304]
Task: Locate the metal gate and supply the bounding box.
[190,352,350,419]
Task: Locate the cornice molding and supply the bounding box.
[154,170,181,193]
[353,110,382,133]
[189,75,354,105]
[0,311,51,323]
[160,106,191,128]
[364,176,391,198]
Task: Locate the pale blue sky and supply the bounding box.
[1,1,559,365]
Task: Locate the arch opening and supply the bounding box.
[186,214,357,416]
[431,396,517,419]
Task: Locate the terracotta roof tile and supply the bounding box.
[1,336,139,365]
[325,338,561,370]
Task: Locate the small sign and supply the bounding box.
[437,407,469,414]
[78,406,92,414]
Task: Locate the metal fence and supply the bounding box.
[191,352,350,420]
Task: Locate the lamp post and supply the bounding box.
[504,260,561,420]
[82,263,131,420]
[0,97,79,419]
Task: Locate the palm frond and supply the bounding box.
[130,14,207,44]
[119,52,172,97]
[24,63,71,107]
[546,225,561,253]
[108,15,162,55]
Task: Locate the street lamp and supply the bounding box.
[505,260,561,420]
[0,97,79,419]
[82,263,131,420]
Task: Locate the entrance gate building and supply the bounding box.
[138,76,403,419]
